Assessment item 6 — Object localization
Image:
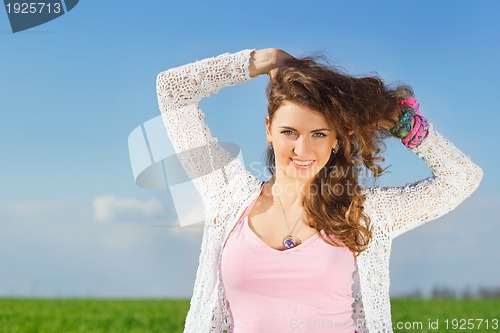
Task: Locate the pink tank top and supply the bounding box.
[221,183,356,333]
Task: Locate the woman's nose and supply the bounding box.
[293,136,311,156]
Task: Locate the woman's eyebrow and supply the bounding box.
[279,126,332,132]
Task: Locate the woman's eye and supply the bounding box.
[280,131,326,137]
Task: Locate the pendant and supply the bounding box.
[283,235,299,249]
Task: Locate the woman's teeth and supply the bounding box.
[291,159,313,167]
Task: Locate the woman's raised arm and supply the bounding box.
[364,123,483,238]
[155,48,286,206]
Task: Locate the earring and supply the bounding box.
[267,141,274,150]
[332,145,339,154]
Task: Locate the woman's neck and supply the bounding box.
[265,173,311,209]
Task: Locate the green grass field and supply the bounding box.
[390,299,499,332]
[0,298,190,333]
[0,298,498,332]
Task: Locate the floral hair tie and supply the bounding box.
[400,97,420,113]
[393,97,429,149]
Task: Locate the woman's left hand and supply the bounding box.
[249,48,294,78]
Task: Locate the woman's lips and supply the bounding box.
[290,158,314,169]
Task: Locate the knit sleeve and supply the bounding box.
[364,122,484,239]
[156,49,256,205]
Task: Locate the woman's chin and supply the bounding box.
[286,167,318,183]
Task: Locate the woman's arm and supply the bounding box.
[156,48,287,204]
[364,123,483,239]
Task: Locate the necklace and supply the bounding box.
[274,192,303,249]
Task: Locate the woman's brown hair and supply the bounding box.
[265,54,413,255]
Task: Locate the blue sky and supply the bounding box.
[0,1,498,299]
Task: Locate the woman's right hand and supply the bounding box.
[249,48,294,78]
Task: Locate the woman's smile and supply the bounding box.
[290,158,315,169]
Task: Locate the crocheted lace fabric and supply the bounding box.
[156,49,483,333]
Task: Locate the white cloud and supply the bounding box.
[92,195,165,223]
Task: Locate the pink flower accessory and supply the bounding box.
[400,97,420,114]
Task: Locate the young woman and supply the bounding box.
[156,48,483,333]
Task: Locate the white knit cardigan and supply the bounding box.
[156,49,483,333]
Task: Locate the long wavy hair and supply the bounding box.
[265,54,413,255]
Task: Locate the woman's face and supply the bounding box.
[266,100,339,184]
